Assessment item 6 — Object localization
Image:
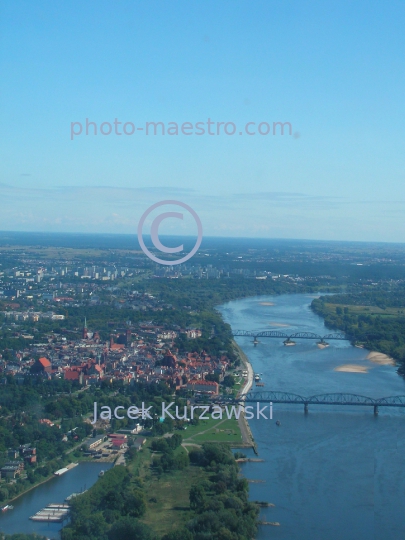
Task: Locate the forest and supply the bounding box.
[61,443,258,540]
[312,291,405,376]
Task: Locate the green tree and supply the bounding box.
[223,375,235,388]
[161,529,193,540]
[107,516,155,540]
[189,484,206,510]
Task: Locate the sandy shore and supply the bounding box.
[268,321,290,327]
[367,351,395,365]
[334,364,369,373]
[259,302,275,306]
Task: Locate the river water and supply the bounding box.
[0,462,111,538]
[219,294,405,540]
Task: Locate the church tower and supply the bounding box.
[83,317,88,339]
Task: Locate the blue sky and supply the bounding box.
[0,0,404,241]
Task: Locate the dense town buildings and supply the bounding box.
[0,316,227,390]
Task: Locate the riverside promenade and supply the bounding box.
[233,342,255,448]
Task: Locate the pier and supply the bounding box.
[29,504,70,522]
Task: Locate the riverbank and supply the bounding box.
[6,475,55,506]
[367,351,396,366]
[5,462,79,507]
[310,295,405,376]
[233,340,255,449]
[0,462,109,537]
[235,341,254,396]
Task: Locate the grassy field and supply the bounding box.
[0,246,109,259]
[126,441,207,535]
[141,464,206,535]
[322,302,404,318]
[182,416,243,444]
[127,441,154,477]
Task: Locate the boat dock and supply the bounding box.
[54,462,78,476]
[29,503,70,522]
[54,467,69,476]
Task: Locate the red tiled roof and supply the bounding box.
[188,379,218,387]
[110,343,125,350]
[38,357,51,368]
[64,370,80,380]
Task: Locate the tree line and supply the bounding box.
[312,294,405,376]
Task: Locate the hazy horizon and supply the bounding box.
[1,229,405,248]
[1,1,404,241]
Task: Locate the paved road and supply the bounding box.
[235,343,254,446]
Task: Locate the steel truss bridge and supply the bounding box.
[222,391,405,414]
[232,330,347,343]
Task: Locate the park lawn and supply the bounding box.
[183,416,242,444]
[141,465,206,536]
[191,418,242,444]
[180,417,221,439]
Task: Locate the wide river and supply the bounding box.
[0,462,111,538]
[219,294,405,540]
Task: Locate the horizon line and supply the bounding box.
[0,230,404,247]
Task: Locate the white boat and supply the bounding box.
[99,470,105,477]
[54,467,69,476]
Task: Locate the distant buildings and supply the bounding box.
[0,318,228,392]
[133,437,147,451]
[186,379,219,395]
[39,418,55,427]
[0,449,33,478]
[33,357,52,374]
[85,436,104,449]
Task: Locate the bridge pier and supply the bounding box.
[374,405,379,416]
[283,339,296,347]
[304,403,308,414]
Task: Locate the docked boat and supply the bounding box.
[54,467,69,476]
[254,374,261,381]
[276,420,281,426]
[99,470,105,477]
[1,505,13,511]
